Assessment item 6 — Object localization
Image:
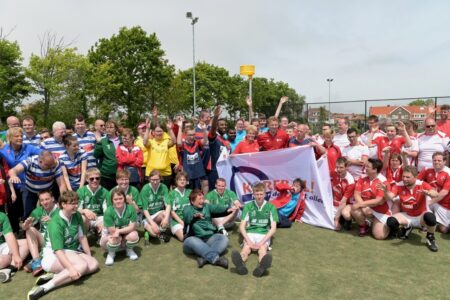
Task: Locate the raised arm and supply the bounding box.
[209,105,222,139]
[246,96,254,122]
[274,96,288,118]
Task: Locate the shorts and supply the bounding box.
[370,209,390,225]
[143,210,164,227]
[431,203,450,227]
[89,216,104,229]
[0,242,10,255]
[41,247,80,272]
[171,223,183,235]
[399,213,422,228]
[244,233,271,248]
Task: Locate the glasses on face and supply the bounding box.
[150,178,160,182]
[426,125,435,128]
[89,177,100,182]
[347,135,357,139]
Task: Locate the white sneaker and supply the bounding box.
[0,269,11,283]
[105,253,115,266]
[126,249,138,261]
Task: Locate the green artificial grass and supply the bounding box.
[3,223,450,300]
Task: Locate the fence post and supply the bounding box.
[434,97,438,121]
[364,100,368,131]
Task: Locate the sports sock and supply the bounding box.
[41,281,55,292]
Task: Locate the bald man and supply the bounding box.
[0,115,20,143]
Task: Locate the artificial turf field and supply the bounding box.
[2,223,450,300]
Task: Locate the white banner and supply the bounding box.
[216,146,334,230]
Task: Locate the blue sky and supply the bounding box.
[2,0,450,113]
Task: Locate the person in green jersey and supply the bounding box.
[28,191,99,299]
[140,170,171,242]
[167,171,191,241]
[205,178,242,235]
[21,190,58,277]
[77,168,109,235]
[108,169,140,213]
[100,189,139,266]
[231,182,278,277]
[183,189,239,269]
[0,211,28,283]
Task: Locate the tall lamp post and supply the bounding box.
[186,12,199,115]
[326,78,333,122]
[240,64,255,100]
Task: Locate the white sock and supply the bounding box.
[42,281,55,292]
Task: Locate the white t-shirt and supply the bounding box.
[360,130,386,159]
[401,135,419,166]
[417,131,449,171]
[333,133,350,149]
[342,143,369,180]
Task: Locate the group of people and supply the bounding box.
[0,97,449,299]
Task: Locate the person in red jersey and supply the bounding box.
[330,158,355,231]
[382,152,404,187]
[436,104,450,137]
[417,152,450,233]
[256,116,289,151]
[368,121,412,160]
[233,125,259,154]
[382,166,439,252]
[322,131,341,175]
[351,158,391,239]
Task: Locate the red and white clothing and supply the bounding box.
[401,135,419,166]
[417,131,449,171]
[333,133,350,149]
[257,129,289,151]
[360,130,386,159]
[384,166,403,187]
[437,120,450,138]
[116,144,144,181]
[371,135,408,160]
[417,166,450,210]
[390,180,433,217]
[330,171,355,207]
[323,143,341,174]
[233,139,260,154]
[342,143,369,180]
[355,175,391,216]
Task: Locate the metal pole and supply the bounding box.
[328,81,331,121]
[192,22,196,116]
[249,77,252,100]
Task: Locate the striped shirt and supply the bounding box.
[23,133,41,147]
[73,131,97,169]
[40,137,65,159]
[59,150,88,190]
[20,155,63,193]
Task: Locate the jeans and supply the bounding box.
[183,234,229,264]
[21,188,39,219]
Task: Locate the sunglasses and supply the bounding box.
[88,177,100,182]
[426,125,435,128]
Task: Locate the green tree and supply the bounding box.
[409,98,434,106]
[0,38,30,124]
[88,26,174,127]
[318,106,328,124]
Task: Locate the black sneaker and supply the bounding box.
[253,253,272,277]
[159,231,171,243]
[343,220,352,231]
[27,286,46,300]
[35,273,54,285]
[231,250,248,275]
[214,256,229,269]
[426,234,438,252]
[197,257,208,268]
[398,226,413,240]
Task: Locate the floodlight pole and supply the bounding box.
[186,12,199,116]
[327,78,333,121]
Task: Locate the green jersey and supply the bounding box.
[103,204,137,229]
[167,188,191,226]
[241,201,278,235]
[0,212,12,244]
[77,186,109,216]
[108,186,140,208]
[45,211,85,251]
[183,204,229,239]
[30,205,59,234]
[205,189,238,206]
[139,183,169,215]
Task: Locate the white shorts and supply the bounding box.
[370,209,390,225]
[143,211,164,227]
[0,242,10,255]
[171,223,183,235]
[89,216,104,229]
[399,213,422,228]
[245,233,271,248]
[431,203,450,227]
[41,247,80,272]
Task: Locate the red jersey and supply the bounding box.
[233,139,260,154]
[372,136,406,159]
[330,171,355,207]
[385,166,403,186]
[323,143,341,173]
[355,176,390,214]
[390,180,432,216]
[436,120,450,138]
[417,167,450,210]
[257,129,289,151]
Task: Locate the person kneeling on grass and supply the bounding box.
[380,166,440,252]
[0,211,28,283]
[140,170,171,243]
[22,190,59,277]
[182,189,239,269]
[232,182,278,277]
[167,171,192,242]
[101,189,139,266]
[27,191,99,299]
[270,179,306,228]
